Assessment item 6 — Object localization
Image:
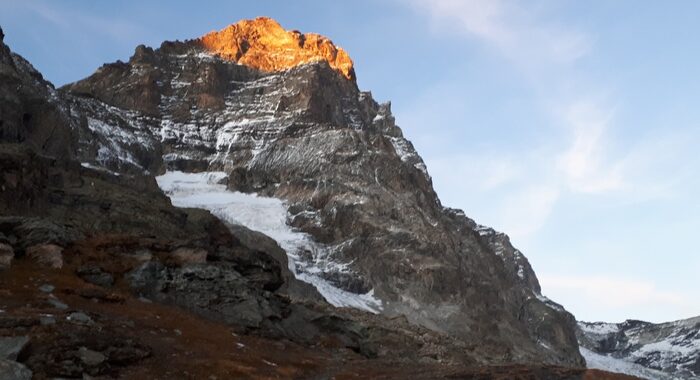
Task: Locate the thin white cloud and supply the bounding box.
[401,0,657,237]
[540,273,696,323]
[426,154,521,191]
[408,0,590,67]
[499,184,560,239]
[556,99,625,194]
[23,0,145,43]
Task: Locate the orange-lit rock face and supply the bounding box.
[198,17,355,81]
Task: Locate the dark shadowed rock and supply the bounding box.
[67,312,94,326]
[0,316,39,329]
[78,346,106,367]
[22,326,151,378]
[47,296,68,310]
[0,336,29,361]
[227,224,324,303]
[0,243,12,269]
[169,247,208,265]
[127,261,282,329]
[0,359,32,380]
[76,265,114,287]
[26,244,63,268]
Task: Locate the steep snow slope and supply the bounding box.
[156,171,383,313]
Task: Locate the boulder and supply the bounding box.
[26,244,63,269]
[66,312,94,326]
[78,347,106,367]
[0,243,12,269]
[0,359,32,380]
[0,336,29,361]
[10,218,81,249]
[169,247,208,265]
[76,265,114,287]
[127,261,281,329]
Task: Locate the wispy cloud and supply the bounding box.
[408,0,590,68]
[556,99,624,194]
[402,0,671,240]
[499,184,560,239]
[539,273,696,322]
[22,0,145,43]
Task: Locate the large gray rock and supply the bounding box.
[227,224,324,303]
[26,244,63,269]
[0,243,12,269]
[0,359,32,380]
[76,265,114,287]
[127,261,282,329]
[78,347,106,367]
[0,336,29,361]
[169,247,208,265]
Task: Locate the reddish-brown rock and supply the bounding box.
[0,243,13,269]
[26,244,63,269]
[169,247,208,265]
[198,17,355,81]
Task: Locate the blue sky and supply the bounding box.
[2,0,699,323]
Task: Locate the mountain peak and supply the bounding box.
[197,17,355,81]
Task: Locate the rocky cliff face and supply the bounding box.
[1,23,495,379]
[199,17,355,81]
[59,17,584,367]
[578,318,700,379]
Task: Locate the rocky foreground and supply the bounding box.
[0,19,643,379]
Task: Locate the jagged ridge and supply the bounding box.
[198,17,355,81]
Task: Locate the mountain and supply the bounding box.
[62,16,584,365]
[0,19,637,378]
[578,318,700,379]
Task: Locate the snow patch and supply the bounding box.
[155,171,383,314]
[580,347,672,380]
[578,321,621,335]
[80,162,121,176]
[535,294,565,312]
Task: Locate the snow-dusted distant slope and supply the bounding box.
[156,171,383,313]
[578,318,700,379]
[581,347,673,379]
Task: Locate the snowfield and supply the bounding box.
[156,171,383,313]
[578,318,700,379]
[580,347,673,380]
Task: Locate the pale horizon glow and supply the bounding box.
[2,0,699,323]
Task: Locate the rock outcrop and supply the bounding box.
[199,17,355,81]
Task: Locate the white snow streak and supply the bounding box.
[155,171,383,314]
